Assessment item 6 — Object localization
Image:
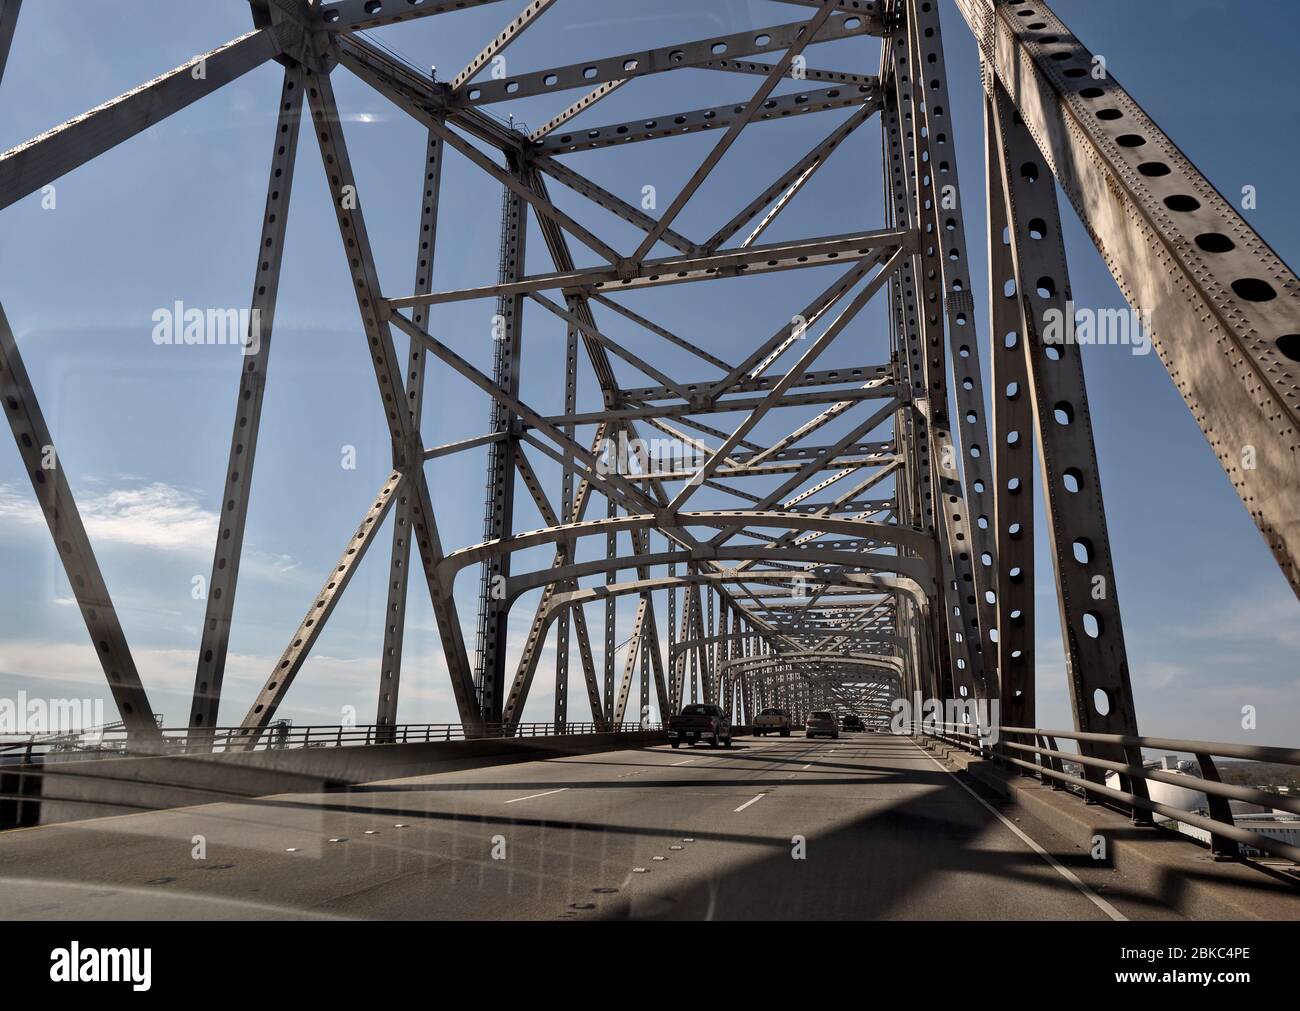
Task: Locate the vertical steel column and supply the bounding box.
[988,82,1140,760]
[639,608,651,727]
[984,92,1035,728]
[474,170,526,725]
[553,314,579,732]
[603,495,617,723]
[718,596,730,718]
[886,14,984,703]
[190,67,304,736]
[905,0,1002,691]
[376,126,443,737]
[613,595,644,726]
[882,33,950,703]
[704,585,716,705]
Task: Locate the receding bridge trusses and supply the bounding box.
[0,0,1296,768]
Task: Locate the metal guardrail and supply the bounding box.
[919,722,1300,865]
[0,721,662,763]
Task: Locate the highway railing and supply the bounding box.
[917,722,1300,864]
[0,721,662,763]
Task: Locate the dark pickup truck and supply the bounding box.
[667,703,732,749]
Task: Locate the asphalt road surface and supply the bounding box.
[0,735,1185,919]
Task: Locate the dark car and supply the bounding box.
[668,704,732,749]
[841,714,864,732]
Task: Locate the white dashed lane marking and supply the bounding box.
[504,788,569,805]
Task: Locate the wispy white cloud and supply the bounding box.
[0,481,299,576]
[1162,590,1300,653]
[0,480,214,552]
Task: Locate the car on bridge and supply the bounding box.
[752,707,793,737]
[841,714,864,732]
[667,704,732,749]
[805,711,839,739]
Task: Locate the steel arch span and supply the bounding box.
[1,0,1298,771]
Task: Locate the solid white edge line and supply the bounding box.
[907,737,1127,922]
[504,788,569,804]
[734,793,766,813]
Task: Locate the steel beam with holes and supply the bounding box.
[235,472,403,741]
[985,92,1035,727]
[376,127,444,737]
[502,429,605,729]
[905,0,1001,687]
[317,0,508,32]
[0,28,284,210]
[387,228,914,309]
[988,80,1140,766]
[509,171,696,720]
[299,68,479,727]
[473,178,527,724]
[706,101,880,252]
[631,0,842,262]
[883,24,984,702]
[537,83,879,156]
[451,0,557,92]
[0,305,159,737]
[668,252,903,511]
[189,67,304,739]
[454,12,872,108]
[956,0,1300,599]
[0,0,156,738]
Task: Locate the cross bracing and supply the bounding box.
[0,0,1296,758]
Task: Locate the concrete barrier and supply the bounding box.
[4,731,668,828]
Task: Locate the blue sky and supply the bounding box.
[0,0,1295,744]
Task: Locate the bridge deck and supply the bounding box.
[0,735,1183,920]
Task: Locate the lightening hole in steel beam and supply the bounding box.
[1062,468,1083,493]
[1092,688,1112,715]
[1231,278,1277,302]
[1195,233,1235,253]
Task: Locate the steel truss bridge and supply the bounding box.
[1,0,1298,834]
